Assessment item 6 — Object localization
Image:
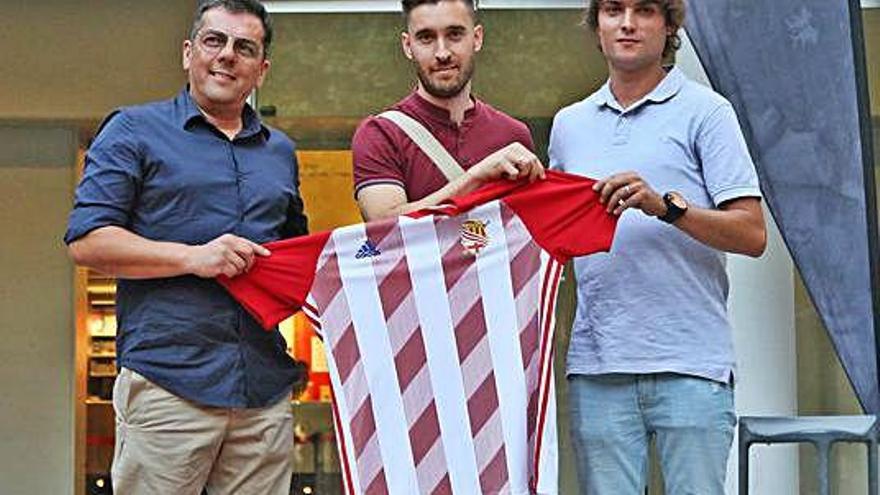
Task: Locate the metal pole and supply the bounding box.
[847,0,880,414]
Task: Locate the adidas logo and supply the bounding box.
[355,240,381,259]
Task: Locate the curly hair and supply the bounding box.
[584,0,685,58]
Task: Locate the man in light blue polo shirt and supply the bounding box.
[549,0,766,493]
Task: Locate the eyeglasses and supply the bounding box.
[195,29,264,60]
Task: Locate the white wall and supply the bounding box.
[678,32,800,495]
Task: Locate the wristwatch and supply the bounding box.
[658,191,688,223]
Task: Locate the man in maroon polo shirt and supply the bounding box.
[352,0,545,221]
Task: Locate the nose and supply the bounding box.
[216,38,237,62]
[435,38,452,62]
[621,8,636,32]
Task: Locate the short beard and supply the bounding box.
[415,61,475,99]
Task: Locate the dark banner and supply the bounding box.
[686,1,879,412]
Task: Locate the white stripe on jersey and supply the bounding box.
[398,215,483,495]
[469,203,530,491]
[334,224,421,495]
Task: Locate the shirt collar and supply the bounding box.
[177,87,269,140]
[595,65,685,113]
[406,90,481,128]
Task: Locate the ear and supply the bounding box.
[401,32,414,60]
[255,58,271,88]
[473,24,484,53]
[182,39,193,71]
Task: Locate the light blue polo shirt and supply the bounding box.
[549,67,761,383]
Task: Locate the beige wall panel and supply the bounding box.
[0,166,75,495]
[260,10,606,120]
[0,0,194,120]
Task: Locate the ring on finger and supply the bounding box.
[618,198,626,208]
[624,185,632,195]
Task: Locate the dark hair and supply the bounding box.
[401,0,477,23]
[584,0,685,58]
[190,0,274,56]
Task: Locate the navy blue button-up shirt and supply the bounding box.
[65,89,308,408]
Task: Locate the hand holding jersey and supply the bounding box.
[467,142,545,184]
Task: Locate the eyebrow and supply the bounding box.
[201,28,260,45]
[413,24,467,36]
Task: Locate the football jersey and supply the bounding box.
[220,171,617,495]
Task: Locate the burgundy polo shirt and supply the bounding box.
[352,91,535,201]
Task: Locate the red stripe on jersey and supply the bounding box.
[363,469,388,495]
[333,324,360,385]
[351,397,377,457]
[377,258,410,321]
[309,240,343,315]
[533,259,563,488]
[395,330,427,390]
[329,387,355,495]
[431,473,453,495]
[467,371,499,436]
[480,445,510,494]
[409,399,442,464]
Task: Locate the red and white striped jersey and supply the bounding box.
[220,171,616,495]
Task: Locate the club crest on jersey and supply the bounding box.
[355,239,381,259]
[460,219,490,256]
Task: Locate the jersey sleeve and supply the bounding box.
[503,171,617,262]
[352,116,407,198]
[218,231,332,329]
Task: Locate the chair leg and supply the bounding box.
[738,438,750,495]
[816,441,831,495]
[868,440,877,495]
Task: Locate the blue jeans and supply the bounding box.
[568,373,735,495]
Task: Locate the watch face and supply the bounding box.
[668,192,687,210]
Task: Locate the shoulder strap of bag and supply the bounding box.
[378,110,466,182]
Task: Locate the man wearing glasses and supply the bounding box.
[64,1,306,493]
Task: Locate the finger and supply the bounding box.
[527,158,545,181]
[607,184,633,213]
[527,164,541,182]
[230,243,257,266]
[600,181,623,205]
[224,250,248,274]
[610,196,625,214]
[500,160,520,179]
[243,251,257,272]
[246,240,271,257]
[515,158,538,182]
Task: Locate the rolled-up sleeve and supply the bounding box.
[64,111,142,244]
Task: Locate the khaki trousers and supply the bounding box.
[111,367,293,495]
